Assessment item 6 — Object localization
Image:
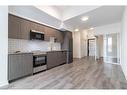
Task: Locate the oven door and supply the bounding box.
[33,56,46,67]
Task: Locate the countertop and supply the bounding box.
[8,50,67,55]
[47,50,67,52]
[8,52,33,55]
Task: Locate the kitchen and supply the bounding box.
[8,13,73,82]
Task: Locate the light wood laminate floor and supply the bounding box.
[3,57,127,89]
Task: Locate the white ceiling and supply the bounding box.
[35,6,124,31]
[63,6,124,31]
[35,6,63,20]
[35,6,100,21]
[54,6,100,20]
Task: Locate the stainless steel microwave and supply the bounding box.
[30,30,44,40]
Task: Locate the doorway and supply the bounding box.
[103,33,120,64]
[87,39,96,56]
[95,33,120,64]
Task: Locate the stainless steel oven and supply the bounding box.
[33,55,47,73]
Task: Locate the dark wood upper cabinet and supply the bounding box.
[30,22,39,31]
[20,19,31,40]
[30,22,45,32]
[8,15,21,39]
[55,30,64,43]
[8,14,64,43]
[37,24,45,32]
[44,26,55,41]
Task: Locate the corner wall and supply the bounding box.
[121,7,127,80]
[73,30,88,58]
[0,6,8,87]
[73,31,81,58]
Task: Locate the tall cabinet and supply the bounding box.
[62,31,73,63]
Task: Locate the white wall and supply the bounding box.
[73,22,121,59]
[73,31,81,58]
[104,33,118,58]
[94,22,121,35]
[117,33,120,62]
[98,35,103,57]
[0,6,8,87]
[73,30,88,58]
[80,30,88,57]
[94,23,121,59]
[121,7,127,80]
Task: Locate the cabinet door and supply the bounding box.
[30,22,44,31]
[20,19,31,40]
[8,15,21,39]
[57,51,67,65]
[8,54,23,81]
[62,51,67,63]
[22,54,33,76]
[67,31,72,39]
[47,52,58,69]
[37,24,45,33]
[68,51,73,63]
[30,22,39,31]
[57,51,62,65]
[69,38,73,52]
[44,27,55,41]
[8,54,33,81]
[55,30,64,43]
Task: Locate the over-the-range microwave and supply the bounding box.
[30,30,44,40]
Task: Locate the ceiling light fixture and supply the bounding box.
[89,27,94,30]
[74,29,79,32]
[81,16,89,21]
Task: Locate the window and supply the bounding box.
[108,37,112,52]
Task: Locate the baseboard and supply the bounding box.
[104,61,120,65]
[0,81,8,88]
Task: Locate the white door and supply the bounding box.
[88,39,95,56]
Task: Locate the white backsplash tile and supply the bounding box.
[8,38,61,53]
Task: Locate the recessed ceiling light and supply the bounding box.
[81,16,89,21]
[90,27,94,30]
[74,29,79,32]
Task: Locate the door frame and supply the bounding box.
[87,38,95,56]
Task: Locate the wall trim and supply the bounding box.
[104,62,120,65]
[0,81,8,88]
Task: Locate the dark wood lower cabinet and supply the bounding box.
[47,51,67,69]
[8,53,33,81]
